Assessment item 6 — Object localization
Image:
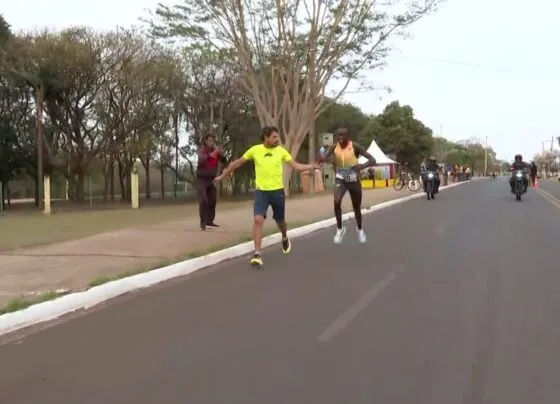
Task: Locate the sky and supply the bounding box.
[2,0,560,162]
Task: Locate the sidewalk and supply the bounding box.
[0,188,414,307]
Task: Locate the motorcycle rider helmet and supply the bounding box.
[514,154,522,162]
[428,156,436,163]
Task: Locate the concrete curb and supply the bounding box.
[0,180,472,336]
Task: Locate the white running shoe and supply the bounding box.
[357,228,367,243]
[334,226,347,244]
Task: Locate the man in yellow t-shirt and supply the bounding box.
[214,126,319,267]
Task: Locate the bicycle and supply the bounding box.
[393,164,421,191]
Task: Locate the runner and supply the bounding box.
[214,126,319,267]
[318,128,376,244]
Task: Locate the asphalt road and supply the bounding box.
[1,179,560,404]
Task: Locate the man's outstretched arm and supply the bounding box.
[214,157,249,183]
[287,159,320,172]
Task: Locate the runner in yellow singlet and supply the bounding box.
[319,128,376,244]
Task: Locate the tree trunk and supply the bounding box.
[0,181,5,211]
[110,158,115,202]
[75,172,85,202]
[160,168,165,198]
[36,88,44,210]
[102,162,110,203]
[118,160,126,201]
[144,157,151,199]
[34,174,39,207]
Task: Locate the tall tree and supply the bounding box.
[0,14,10,45]
[373,101,433,170]
[149,0,443,192]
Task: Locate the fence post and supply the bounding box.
[131,162,139,209]
[43,175,51,215]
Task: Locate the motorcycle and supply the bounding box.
[425,170,436,200]
[513,170,525,201]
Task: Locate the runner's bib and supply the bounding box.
[336,167,358,182]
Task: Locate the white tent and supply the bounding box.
[358,140,397,165]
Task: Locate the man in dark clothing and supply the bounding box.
[421,156,440,193]
[197,134,228,230]
[530,161,537,186]
[508,154,530,193]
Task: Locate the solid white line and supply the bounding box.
[317,264,405,343]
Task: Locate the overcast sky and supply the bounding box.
[3,0,559,161]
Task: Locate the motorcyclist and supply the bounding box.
[421,156,440,193]
[508,154,530,193]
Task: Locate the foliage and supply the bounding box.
[533,150,559,175]
[1,11,499,210]
[149,0,444,191]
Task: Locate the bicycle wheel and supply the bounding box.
[393,177,404,190]
[407,178,421,191]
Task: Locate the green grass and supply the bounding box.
[0,291,69,315]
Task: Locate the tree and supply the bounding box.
[98,28,180,201]
[315,100,371,143]
[534,150,558,177]
[0,14,10,45]
[456,139,496,175]
[373,101,433,170]
[149,0,443,192]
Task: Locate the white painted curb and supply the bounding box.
[0,180,472,336]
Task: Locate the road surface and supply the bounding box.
[1,179,560,404]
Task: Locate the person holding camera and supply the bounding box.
[197,133,228,230]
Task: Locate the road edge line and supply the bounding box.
[0,180,473,336]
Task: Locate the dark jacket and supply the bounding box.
[510,161,530,172]
[530,164,537,176]
[426,161,438,171]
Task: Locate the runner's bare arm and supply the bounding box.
[354,143,376,169]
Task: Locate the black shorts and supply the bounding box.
[334,178,362,195]
[253,189,285,222]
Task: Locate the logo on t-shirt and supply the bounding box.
[264,152,273,157]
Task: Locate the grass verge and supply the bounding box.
[0,191,330,251]
[0,217,327,316]
[0,290,70,315]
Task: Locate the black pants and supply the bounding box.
[197,178,217,226]
[334,179,363,229]
[509,176,528,193]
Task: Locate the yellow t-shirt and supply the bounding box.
[242,144,293,191]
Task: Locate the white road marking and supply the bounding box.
[317,264,405,342]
